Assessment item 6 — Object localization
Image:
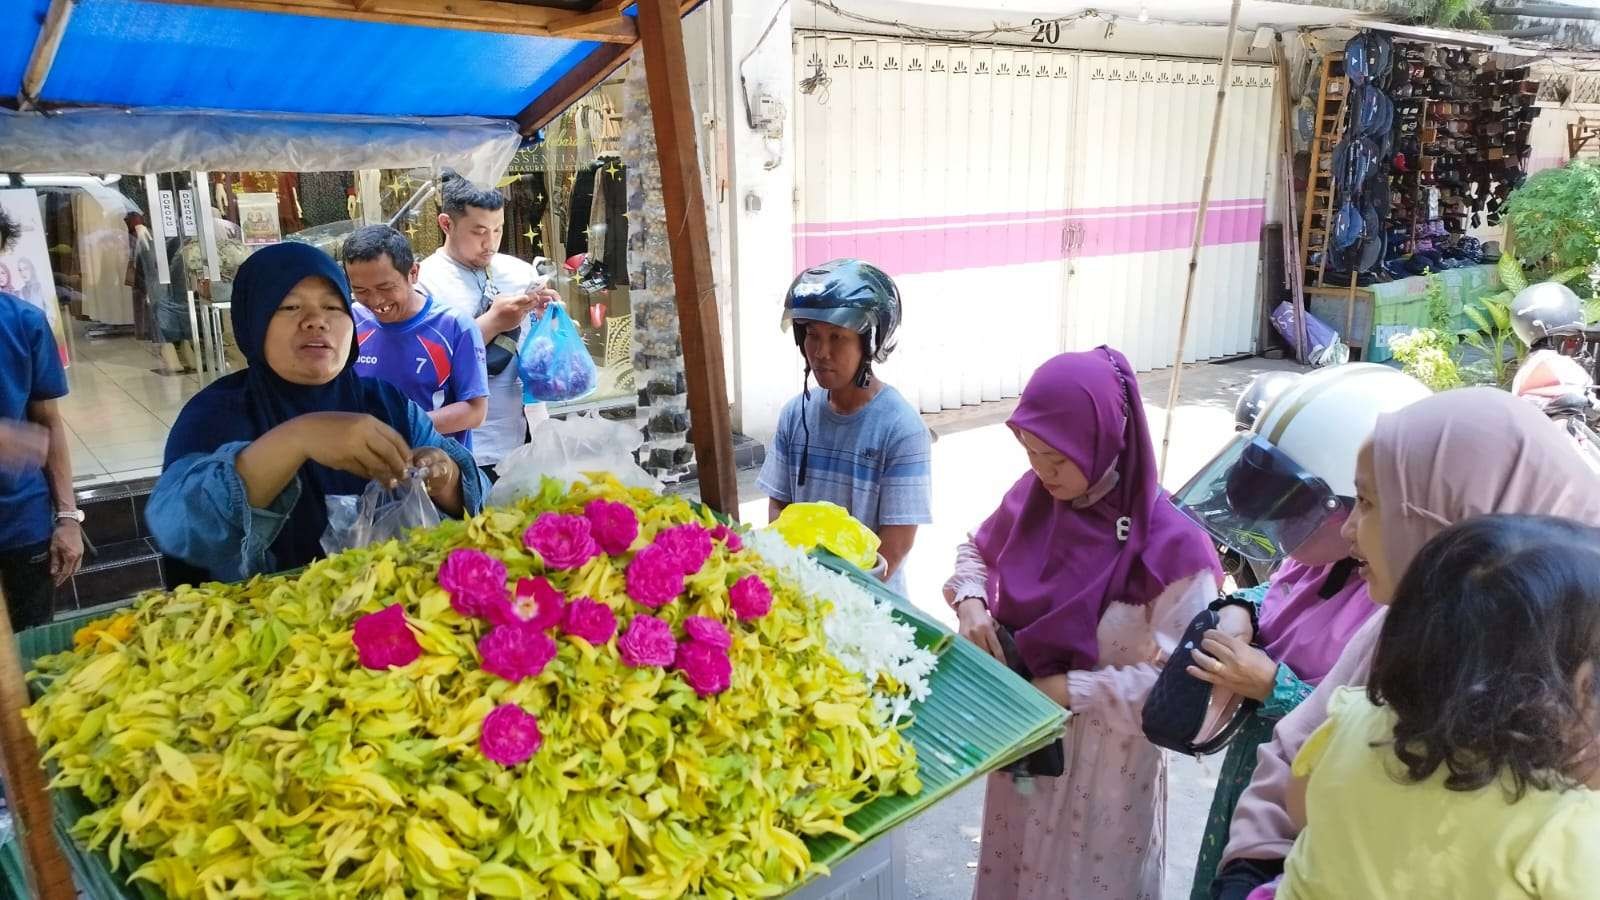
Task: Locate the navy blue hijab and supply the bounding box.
[163,242,411,580]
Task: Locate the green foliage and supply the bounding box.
[1405,0,1490,28]
[1504,163,1600,274]
[1458,296,1518,387]
[1424,274,1451,331]
[1390,328,1464,392]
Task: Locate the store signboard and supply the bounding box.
[237,192,282,247]
[0,188,67,365]
[159,189,179,234]
[179,189,198,236]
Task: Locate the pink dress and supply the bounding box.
[945,539,1218,900]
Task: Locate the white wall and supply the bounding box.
[716,0,801,442]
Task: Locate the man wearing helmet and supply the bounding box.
[757,259,932,595]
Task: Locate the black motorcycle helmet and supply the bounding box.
[780,259,903,486]
[782,258,902,388]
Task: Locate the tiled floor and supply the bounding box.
[59,322,205,487]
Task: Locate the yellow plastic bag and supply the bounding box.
[768,502,881,570]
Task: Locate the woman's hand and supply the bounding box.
[295,412,411,486]
[1186,629,1278,702]
[411,447,463,516]
[955,596,1006,664]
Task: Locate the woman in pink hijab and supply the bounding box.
[944,347,1222,899]
[1212,388,1600,898]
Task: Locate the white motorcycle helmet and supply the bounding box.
[1510,282,1584,349]
[1174,363,1432,563]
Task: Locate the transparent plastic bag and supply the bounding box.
[487,412,662,508]
[320,474,442,556]
[1271,301,1349,368]
[518,305,599,403]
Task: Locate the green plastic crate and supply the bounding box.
[6,557,1065,898]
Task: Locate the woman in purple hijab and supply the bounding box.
[942,347,1221,899]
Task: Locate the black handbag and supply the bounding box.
[484,329,519,377]
[995,625,1067,778]
[1142,596,1260,755]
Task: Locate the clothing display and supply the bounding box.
[74,188,133,326]
[566,157,628,289]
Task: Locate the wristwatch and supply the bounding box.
[55,509,85,525]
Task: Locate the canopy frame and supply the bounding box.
[0,1,733,896]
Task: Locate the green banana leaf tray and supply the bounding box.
[2,552,1065,898]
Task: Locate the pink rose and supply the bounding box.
[655,523,713,576]
[729,574,773,621]
[352,604,422,670]
[675,640,733,697]
[584,499,640,556]
[710,524,744,553]
[524,513,600,571]
[561,597,618,646]
[438,549,509,620]
[682,615,731,651]
[478,623,558,683]
[625,544,686,608]
[496,577,566,630]
[618,614,677,668]
[480,704,542,766]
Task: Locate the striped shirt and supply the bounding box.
[758,385,933,592]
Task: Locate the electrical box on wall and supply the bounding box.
[753,93,785,141]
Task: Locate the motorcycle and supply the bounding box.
[1511,350,1600,473]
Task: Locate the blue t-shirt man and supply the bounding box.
[0,289,71,629]
[0,292,67,551]
[352,292,488,449]
[758,385,932,596]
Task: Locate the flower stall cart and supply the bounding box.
[0,2,1066,898]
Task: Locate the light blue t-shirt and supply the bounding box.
[757,385,932,595]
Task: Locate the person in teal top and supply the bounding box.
[147,242,487,586]
[1170,365,1431,900]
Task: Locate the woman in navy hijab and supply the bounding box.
[148,242,486,584]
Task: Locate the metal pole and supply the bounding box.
[1160,0,1244,482]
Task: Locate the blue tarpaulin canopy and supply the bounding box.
[0,0,661,179]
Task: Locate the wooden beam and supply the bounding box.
[517,40,634,133]
[18,0,76,112]
[139,0,572,38]
[0,586,76,900]
[636,0,738,516]
[547,0,635,39]
[515,0,698,134]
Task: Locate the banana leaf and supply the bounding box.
[4,553,1065,898]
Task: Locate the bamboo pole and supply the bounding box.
[636,0,740,517]
[0,587,76,899]
[1159,0,1245,481]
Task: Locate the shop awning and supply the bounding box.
[0,0,686,178]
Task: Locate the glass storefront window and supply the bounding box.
[4,77,636,489]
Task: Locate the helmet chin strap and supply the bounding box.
[798,364,813,487]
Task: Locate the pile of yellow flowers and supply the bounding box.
[25,478,921,899]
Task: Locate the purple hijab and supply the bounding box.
[974,347,1221,676]
[1256,559,1377,685]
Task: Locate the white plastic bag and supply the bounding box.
[320,475,442,556]
[488,412,662,508]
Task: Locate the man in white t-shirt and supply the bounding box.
[418,169,561,482]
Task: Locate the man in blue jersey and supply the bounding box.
[757,259,932,596]
[0,207,82,630]
[342,226,488,450]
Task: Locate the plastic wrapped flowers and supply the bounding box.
[24,477,926,900]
